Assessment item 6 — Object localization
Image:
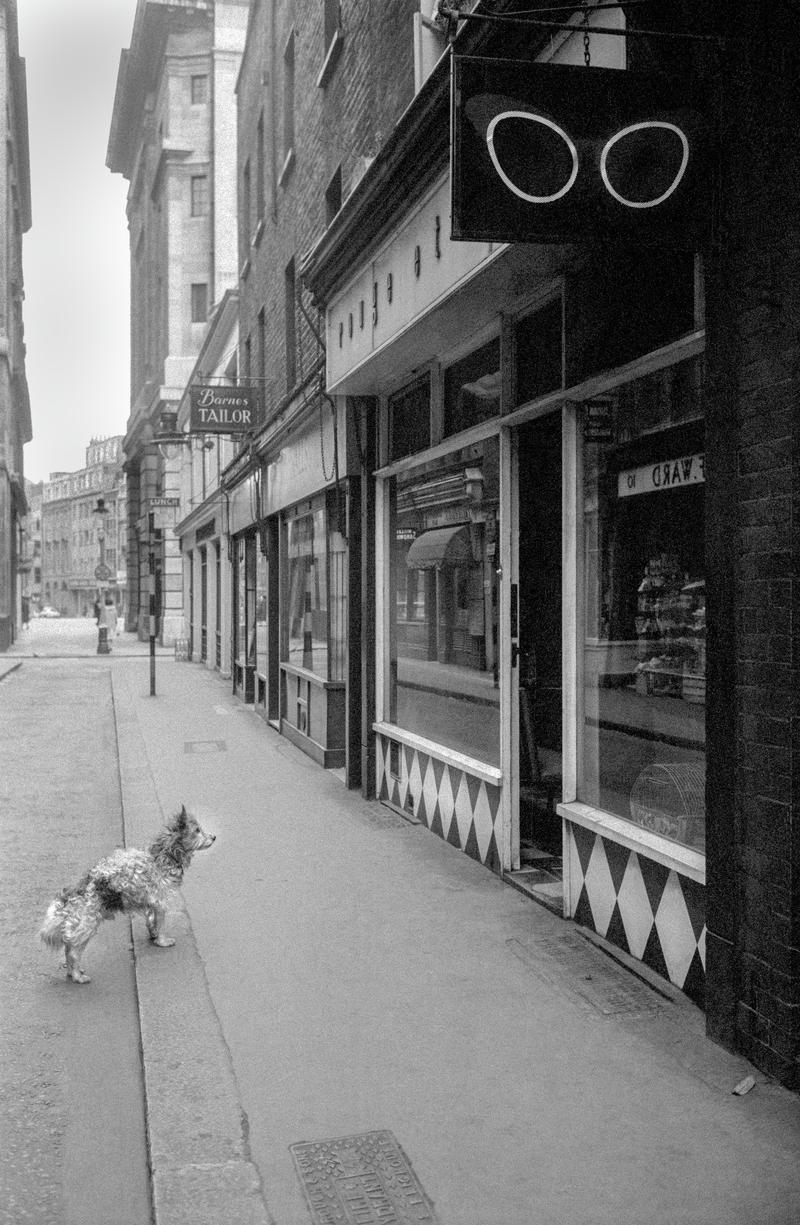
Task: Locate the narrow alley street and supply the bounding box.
[1,620,800,1225]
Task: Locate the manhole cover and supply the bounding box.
[183,739,227,753]
[290,1130,439,1224]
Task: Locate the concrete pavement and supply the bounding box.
[109,653,799,1225]
[3,628,800,1223]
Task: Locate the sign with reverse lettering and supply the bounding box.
[618,452,705,498]
[189,384,261,434]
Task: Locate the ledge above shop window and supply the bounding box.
[317,28,343,89]
[278,147,295,188]
[558,800,706,884]
[251,217,265,249]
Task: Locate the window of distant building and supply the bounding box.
[191,174,209,217]
[191,74,209,105]
[242,158,252,244]
[256,113,265,222]
[285,256,297,390]
[281,30,295,183]
[319,0,343,88]
[191,283,208,323]
[325,165,342,226]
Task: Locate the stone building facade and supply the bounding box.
[40,437,127,618]
[107,0,247,643]
[0,0,31,650]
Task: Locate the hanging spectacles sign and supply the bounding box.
[451,57,710,247]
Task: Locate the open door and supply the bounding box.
[513,411,563,903]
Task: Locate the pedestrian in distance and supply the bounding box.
[93,596,101,624]
[100,596,118,648]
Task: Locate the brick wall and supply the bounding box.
[705,3,800,1086]
[238,0,417,416]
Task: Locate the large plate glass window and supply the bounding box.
[580,358,706,851]
[281,491,346,682]
[387,437,500,765]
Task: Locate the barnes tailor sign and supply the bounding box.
[451,57,709,247]
[189,385,261,433]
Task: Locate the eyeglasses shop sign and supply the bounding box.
[618,452,705,498]
[189,385,260,434]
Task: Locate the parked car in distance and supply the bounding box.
[36,606,61,618]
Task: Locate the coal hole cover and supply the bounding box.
[183,739,227,753]
[290,1129,440,1224]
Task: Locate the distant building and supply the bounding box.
[0,0,32,650]
[107,0,247,643]
[40,437,127,617]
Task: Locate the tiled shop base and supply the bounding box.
[376,735,502,872]
[567,821,706,1007]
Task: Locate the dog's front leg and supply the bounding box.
[65,941,91,984]
[146,907,175,947]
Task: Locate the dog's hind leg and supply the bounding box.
[62,900,101,983]
[146,906,175,948]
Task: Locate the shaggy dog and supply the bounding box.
[39,806,215,983]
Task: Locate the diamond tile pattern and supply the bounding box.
[377,734,501,873]
[566,821,705,1006]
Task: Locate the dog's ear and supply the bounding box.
[177,805,188,827]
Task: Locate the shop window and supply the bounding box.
[282,492,346,682]
[235,535,257,671]
[388,437,500,765]
[443,338,501,437]
[579,358,706,852]
[566,250,695,385]
[255,548,268,679]
[515,297,563,406]
[388,375,430,463]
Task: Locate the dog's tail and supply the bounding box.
[39,897,67,948]
[39,874,90,948]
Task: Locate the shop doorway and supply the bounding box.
[517,412,563,884]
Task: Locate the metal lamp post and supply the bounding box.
[93,496,112,654]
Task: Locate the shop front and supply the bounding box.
[226,399,358,775]
[305,144,708,1003]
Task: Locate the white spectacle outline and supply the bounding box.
[486,111,579,204]
[600,121,689,208]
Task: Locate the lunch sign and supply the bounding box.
[189,384,261,434]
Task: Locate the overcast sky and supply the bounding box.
[18,0,138,484]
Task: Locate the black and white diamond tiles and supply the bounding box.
[376,734,502,873]
[566,820,706,1007]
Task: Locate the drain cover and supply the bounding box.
[183,739,227,753]
[290,1130,439,1224]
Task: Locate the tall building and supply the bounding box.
[40,437,127,618]
[0,0,32,650]
[107,0,247,643]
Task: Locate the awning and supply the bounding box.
[406,525,471,570]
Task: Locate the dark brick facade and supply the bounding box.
[237,0,418,411]
[703,3,800,1086]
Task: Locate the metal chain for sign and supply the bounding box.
[582,1,591,66]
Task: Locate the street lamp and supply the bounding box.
[93,496,112,654]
